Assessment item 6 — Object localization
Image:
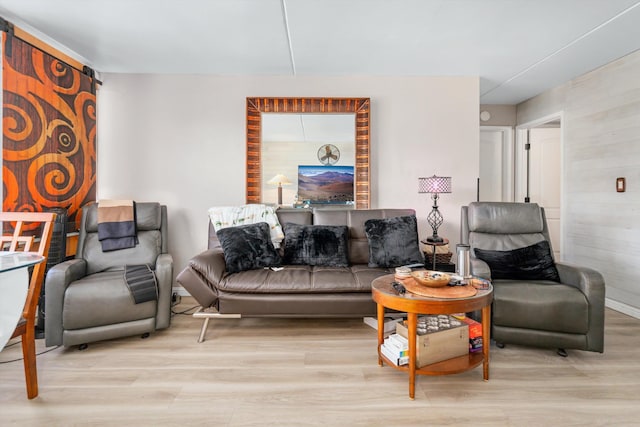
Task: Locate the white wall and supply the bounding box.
[517,50,640,316]
[96,75,479,285]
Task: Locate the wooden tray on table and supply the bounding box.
[398,277,478,298]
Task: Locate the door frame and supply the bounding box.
[515,111,564,257]
[479,125,515,202]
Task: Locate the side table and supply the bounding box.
[371,274,493,399]
[421,237,450,271]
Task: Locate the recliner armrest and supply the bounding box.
[556,261,606,353]
[469,257,491,280]
[44,259,88,347]
[155,253,174,330]
[555,261,605,303]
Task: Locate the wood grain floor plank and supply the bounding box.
[1,297,639,426]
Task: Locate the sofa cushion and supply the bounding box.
[216,222,281,274]
[312,208,416,264]
[209,204,284,247]
[63,271,157,330]
[219,265,390,294]
[474,240,560,282]
[364,215,424,268]
[282,223,349,267]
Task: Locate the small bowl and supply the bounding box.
[411,270,451,288]
[395,266,412,280]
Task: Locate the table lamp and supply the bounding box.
[267,174,291,205]
[418,175,452,243]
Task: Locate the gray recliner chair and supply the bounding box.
[45,202,173,348]
[461,202,604,355]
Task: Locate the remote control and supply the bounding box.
[392,281,406,295]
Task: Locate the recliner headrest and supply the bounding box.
[468,202,543,234]
[84,202,162,232]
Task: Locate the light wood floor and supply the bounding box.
[1,297,639,426]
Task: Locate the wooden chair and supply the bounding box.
[1,212,56,399]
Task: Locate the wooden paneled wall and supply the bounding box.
[517,50,640,315]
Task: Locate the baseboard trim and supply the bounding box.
[606,298,640,320]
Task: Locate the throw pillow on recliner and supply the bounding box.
[216,222,281,274]
[364,215,424,268]
[474,240,561,282]
[282,223,349,267]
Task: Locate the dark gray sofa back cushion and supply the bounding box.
[282,223,349,267]
[208,208,415,266]
[313,208,416,265]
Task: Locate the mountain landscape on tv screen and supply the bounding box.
[298,167,354,204]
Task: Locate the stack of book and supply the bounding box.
[452,314,483,352]
[380,333,409,366]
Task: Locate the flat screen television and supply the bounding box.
[297,165,354,205]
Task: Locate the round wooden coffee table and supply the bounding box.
[371,274,493,399]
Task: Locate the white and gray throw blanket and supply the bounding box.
[97,199,138,252]
[208,204,284,248]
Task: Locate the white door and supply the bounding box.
[516,126,562,259]
[479,126,514,202]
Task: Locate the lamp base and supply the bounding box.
[426,235,444,243]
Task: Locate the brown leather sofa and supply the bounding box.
[177,208,416,340]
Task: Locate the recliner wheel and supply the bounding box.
[78,343,88,351]
[557,348,568,357]
[141,333,150,339]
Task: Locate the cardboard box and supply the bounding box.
[396,315,469,368]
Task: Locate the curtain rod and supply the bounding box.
[0,17,102,89]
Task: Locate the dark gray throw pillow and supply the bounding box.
[364,215,424,268]
[282,223,349,267]
[474,240,560,282]
[216,222,281,274]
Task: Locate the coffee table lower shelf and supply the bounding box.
[378,350,484,376]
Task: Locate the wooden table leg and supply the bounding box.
[377,303,385,366]
[481,304,491,381]
[407,312,417,399]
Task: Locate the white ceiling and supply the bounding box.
[1,0,639,104]
[263,114,354,144]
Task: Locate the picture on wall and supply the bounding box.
[297,165,354,205]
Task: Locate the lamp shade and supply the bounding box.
[267,174,291,186]
[418,175,452,194]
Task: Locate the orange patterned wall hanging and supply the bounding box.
[2,32,96,229]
